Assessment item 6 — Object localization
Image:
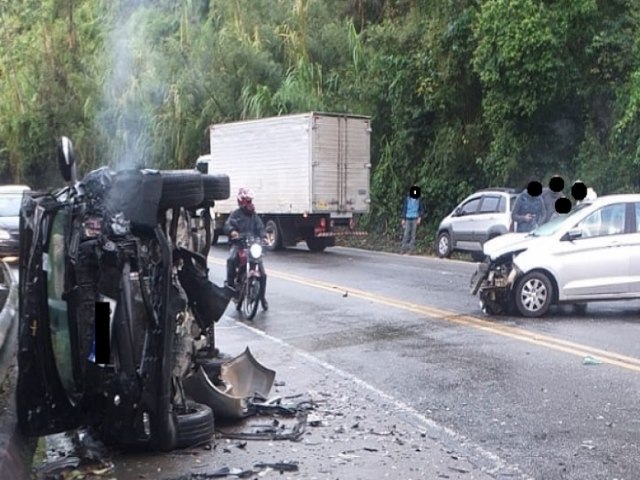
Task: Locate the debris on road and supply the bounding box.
[582,355,603,365]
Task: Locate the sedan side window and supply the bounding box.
[576,204,626,238]
[460,198,481,215]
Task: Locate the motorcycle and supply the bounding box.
[229,235,266,320]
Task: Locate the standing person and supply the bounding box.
[541,174,564,224]
[400,185,425,255]
[511,176,547,233]
[224,187,269,311]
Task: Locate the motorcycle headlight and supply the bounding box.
[250,243,263,259]
[0,229,10,240]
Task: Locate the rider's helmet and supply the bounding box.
[237,187,255,212]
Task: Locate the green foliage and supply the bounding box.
[0,0,639,248]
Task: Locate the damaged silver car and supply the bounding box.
[471,194,640,317]
[16,137,245,451]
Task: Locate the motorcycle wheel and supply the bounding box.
[242,276,260,320]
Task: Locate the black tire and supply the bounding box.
[159,170,204,210]
[174,401,215,449]
[514,271,553,318]
[306,237,327,252]
[202,174,230,202]
[264,219,282,251]
[436,232,452,258]
[242,276,260,320]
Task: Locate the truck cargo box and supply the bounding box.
[205,112,371,216]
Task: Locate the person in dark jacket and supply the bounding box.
[511,177,547,233]
[224,187,269,310]
[400,185,425,254]
[541,174,564,224]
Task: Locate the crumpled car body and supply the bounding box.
[470,195,640,318]
[17,162,235,451]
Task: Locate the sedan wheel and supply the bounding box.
[515,272,553,317]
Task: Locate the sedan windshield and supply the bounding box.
[529,202,592,237]
[0,194,23,217]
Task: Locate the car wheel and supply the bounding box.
[514,271,553,318]
[159,170,204,210]
[174,401,215,449]
[202,174,230,202]
[436,232,451,258]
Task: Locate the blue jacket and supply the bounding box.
[401,196,425,220]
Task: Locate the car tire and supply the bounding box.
[159,170,204,210]
[514,271,553,318]
[202,174,230,203]
[436,232,452,258]
[174,401,215,449]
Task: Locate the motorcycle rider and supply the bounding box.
[224,187,269,311]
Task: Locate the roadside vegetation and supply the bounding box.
[1,0,639,248]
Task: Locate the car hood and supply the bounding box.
[0,216,19,230]
[483,232,540,259]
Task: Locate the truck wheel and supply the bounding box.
[202,174,229,202]
[264,220,282,251]
[173,401,215,449]
[306,237,327,252]
[159,170,204,210]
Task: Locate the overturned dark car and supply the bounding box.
[17,137,235,451]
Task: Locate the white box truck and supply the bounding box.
[196,112,371,252]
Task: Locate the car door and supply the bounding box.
[450,196,481,247]
[626,202,640,294]
[553,203,630,299]
[474,195,502,245]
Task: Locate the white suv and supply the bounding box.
[436,188,518,260]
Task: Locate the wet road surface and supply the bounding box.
[204,243,640,480]
[31,244,640,479]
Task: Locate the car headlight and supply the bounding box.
[0,229,10,240]
[249,243,263,259]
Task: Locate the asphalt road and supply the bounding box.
[206,242,640,480]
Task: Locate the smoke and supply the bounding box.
[95,0,167,172]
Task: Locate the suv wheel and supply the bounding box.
[436,232,452,258]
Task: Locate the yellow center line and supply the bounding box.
[209,258,640,372]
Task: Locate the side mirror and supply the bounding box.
[57,136,77,184]
[453,207,462,217]
[565,228,582,241]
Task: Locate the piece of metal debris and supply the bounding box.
[253,462,299,473]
